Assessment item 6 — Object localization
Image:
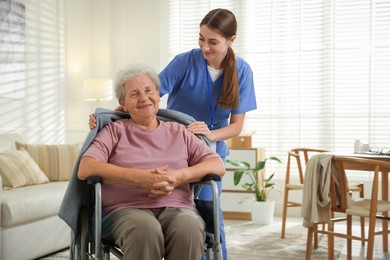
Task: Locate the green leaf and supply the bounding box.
[227,159,251,169]
[255,160,266,171]
[242,183,255,191]
[233,170,245,185]
[264,183,275,189]
[264,173,275,182]
[269,156,282,163]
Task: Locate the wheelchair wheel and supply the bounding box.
[77,206,89,260]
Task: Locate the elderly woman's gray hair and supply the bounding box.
[114,63,160,101]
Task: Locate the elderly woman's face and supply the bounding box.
[121,75,160,120]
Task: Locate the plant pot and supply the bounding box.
[251,200,275,225]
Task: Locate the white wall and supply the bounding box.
[65,0,162,143]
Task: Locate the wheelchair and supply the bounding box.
[69,109,223,260]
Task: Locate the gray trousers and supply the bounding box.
[102,207,205,260]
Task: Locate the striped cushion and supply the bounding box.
[0,149,49,188]
[15,142,81,181]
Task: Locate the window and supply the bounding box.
[161,0,390,179]
[0,0,65,142]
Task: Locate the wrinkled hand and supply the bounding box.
[89,114,97,130]
[148,167,184,197]
[133,165,172,197]
[187,121,210,138]
[148,181,175,197]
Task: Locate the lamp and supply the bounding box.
[83,79,113,102]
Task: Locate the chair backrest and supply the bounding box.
[286,148,329,184]
[330,155,390,214]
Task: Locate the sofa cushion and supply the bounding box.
[1,181,68,227]
[15,142,81,181]
[0,149,49,189]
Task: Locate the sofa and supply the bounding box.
[0,133,81,259]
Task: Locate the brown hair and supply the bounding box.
[200,8,239,109]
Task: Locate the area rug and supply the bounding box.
[225,222,343,260]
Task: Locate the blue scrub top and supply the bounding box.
[159,48,257,158]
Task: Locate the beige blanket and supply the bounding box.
[301,153,334,228]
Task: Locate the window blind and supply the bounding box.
[0,0,65,142]
[161,0,390,179]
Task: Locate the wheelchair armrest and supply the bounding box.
[86,174,221,186]
[198,173,221,183]
[87,176,102,185]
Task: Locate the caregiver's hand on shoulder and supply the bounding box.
[187,121,211,139]
[88,114,97,130]
[88,106,126,130]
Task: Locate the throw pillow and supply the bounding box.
[0,148,49,189]
[15,142,82,181]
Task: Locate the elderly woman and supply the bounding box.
[77,63,225,260]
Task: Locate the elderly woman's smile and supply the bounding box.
[137,103,153,109]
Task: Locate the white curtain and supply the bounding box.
[161,0,390,178]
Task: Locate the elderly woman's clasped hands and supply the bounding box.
[147,165,178,197]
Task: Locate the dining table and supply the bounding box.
[333,152,390,250]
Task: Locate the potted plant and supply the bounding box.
[226,156,282,225]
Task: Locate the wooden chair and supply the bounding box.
[281,148,327,239]
[280,148,364,241]
[306,155,390,260]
